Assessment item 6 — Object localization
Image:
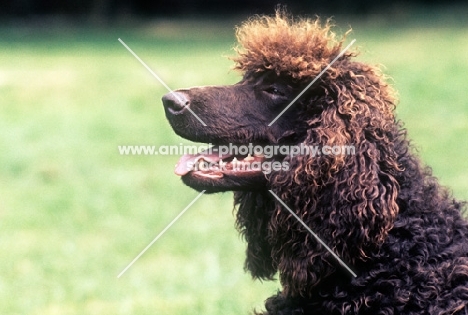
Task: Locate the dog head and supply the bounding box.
[163,11,403,293]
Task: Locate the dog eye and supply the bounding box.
[264,86,285,97]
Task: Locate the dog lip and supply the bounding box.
[174,145,269,177]
[191,171,224,179]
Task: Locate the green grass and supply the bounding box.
[0,17,467,314]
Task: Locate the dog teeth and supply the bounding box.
[198,162,206,171]
[232,157,238,163]
[244,154,254,161]
[254,153,265,158]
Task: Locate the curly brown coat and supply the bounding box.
[162,10,468,315]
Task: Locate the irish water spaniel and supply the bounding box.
[162,11,468,315]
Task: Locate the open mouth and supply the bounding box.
[174,145,268,179]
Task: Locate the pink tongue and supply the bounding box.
[174,154,201,176]
[174,147,232,176]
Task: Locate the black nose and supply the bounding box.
[162,92,190,114]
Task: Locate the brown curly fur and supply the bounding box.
[234,8,402,282]
[162,9,468,315]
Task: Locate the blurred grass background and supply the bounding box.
[0,15,467,315]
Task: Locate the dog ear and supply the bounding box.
[268,63,401,296]
[316,67,401,255]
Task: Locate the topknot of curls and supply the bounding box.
[231,9,355,80]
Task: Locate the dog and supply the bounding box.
[162,10,468,315]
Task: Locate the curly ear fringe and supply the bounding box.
[231,8,356,80]
[265,54,402,298]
